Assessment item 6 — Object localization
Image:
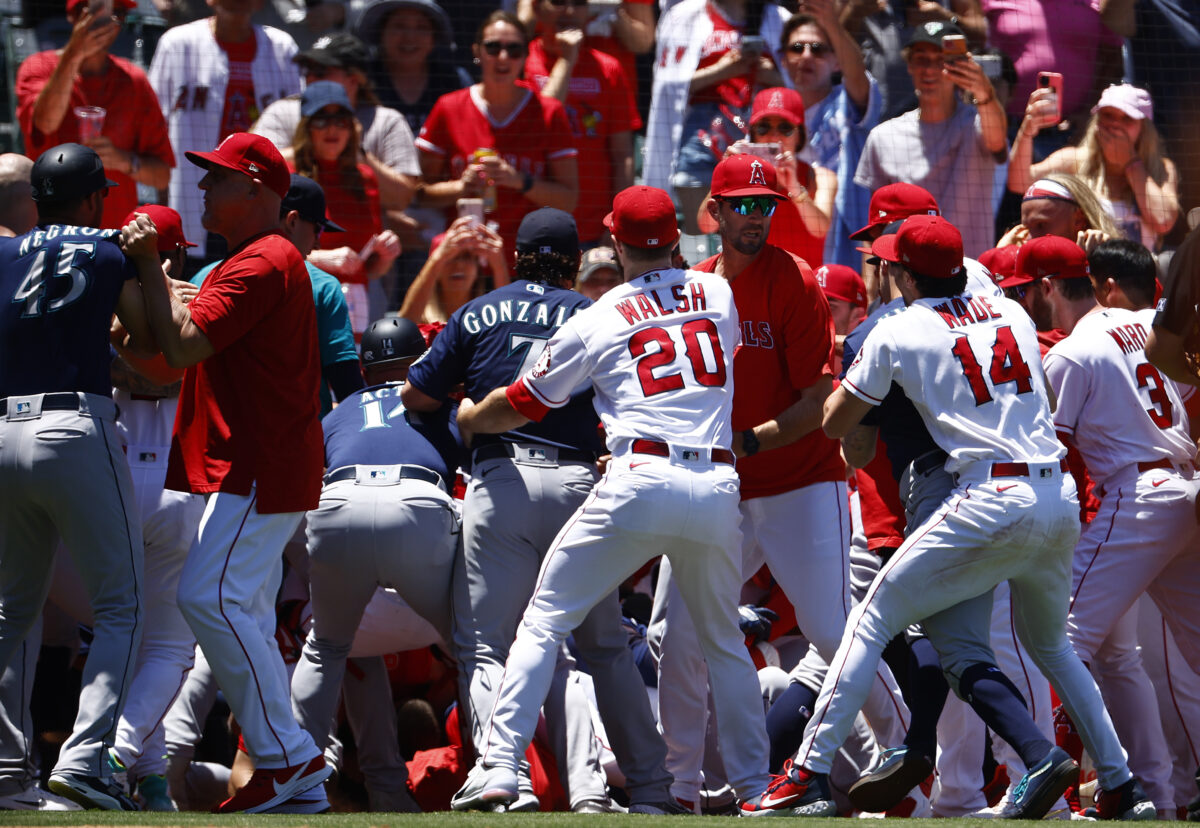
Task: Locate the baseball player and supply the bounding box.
[750,215,1153,821]
[0,142,154,810]
[290,316,461,814]
[402,207,673,812]
[129,132,330,813]
[1039,236,1200,814]
[449,184,774,812]
[651,154,908,810]
[1146,220,1200,387]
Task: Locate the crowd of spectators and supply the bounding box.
[3,0,1200,815]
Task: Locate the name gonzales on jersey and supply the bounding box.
[460,284,579,334]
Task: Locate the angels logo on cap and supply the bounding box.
[768,90,784,109]
[748,160,767,187]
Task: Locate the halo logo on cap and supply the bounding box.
[748,160,767,187]
[768,90,784,109]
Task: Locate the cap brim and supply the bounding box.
[714,185,785,199]
[849,221,879,241]
[871,233,900,262]
[295,52,341,67]
[184,149,242,176]
[998,273,1035,288]
[104,176,119,188]
[322,218,347,233]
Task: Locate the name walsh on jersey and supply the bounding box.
[614,283,709,326]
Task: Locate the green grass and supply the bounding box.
[0,814,1041,827]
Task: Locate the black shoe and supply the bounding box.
[1091,777,1157,821]
[999,746,1078,819]
[48,773,138,811]
[847,746,934,813]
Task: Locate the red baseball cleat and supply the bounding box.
[216,755,331,814]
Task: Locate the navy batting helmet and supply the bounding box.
[31,143,117,203]
[361,317,426,367]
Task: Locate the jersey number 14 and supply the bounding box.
[951,325,1034,406]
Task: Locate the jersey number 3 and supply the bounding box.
[13,243,95,317]
[951,326,1034,406]
[629,319,727,397]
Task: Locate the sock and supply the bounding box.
[765,682,817,773]
[960,662,1053,769]
[901,636,949,759]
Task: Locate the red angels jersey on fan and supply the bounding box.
[1043,307,1194,488]
[507,268,739,451]
[843,291,1064,472]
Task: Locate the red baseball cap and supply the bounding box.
[604,185,679,249]
[185,133,291,200]
[711,154,783,199]
[1009,235,1090,287]
[978,245,1018,285]
[122,204,197,253]
[850,183,940,241]
[749,87,805,127]
[816,264,867,308]
[67,0,137,14]
[871,215,963,279]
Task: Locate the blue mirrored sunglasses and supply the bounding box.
[721,196,779,217]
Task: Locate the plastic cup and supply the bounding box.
[74,106,106,142]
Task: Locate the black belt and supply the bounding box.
[0,392,81,416]
[991,459,1069,477]
[324,464,443,487]
[911,450,949,476]
[631,438,736,465]
[474,443,598,464]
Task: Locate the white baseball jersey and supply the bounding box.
[1044,307,1195,489]
[965,256,1004,298]
[843,290,1063,472]
[511,268,739,452]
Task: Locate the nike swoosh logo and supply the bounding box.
[997,484,1017,492]
[1152,478,1167,487]
[273,765,309,796]
[630,461,650,469]
[758,789,801,809]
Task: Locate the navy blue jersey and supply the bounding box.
[842,297,940,480]
[323,382,462,488]
[0,225,136,398]
[406,280,602,452]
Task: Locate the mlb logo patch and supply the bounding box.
[15,401,30,414]
[682,450,700,461]
[1039,468,1053,478]
[369,469,391,480]
[529,448,547,460]
[645,273,661,283]
[139,451,157,463]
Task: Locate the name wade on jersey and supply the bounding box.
[930,295,1002,329]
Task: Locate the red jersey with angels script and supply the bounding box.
[695,244,842,499]
[417,86,576,253]
[167,231,323,513]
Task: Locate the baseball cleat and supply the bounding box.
[0,784,83,811]
[216,754,331,813]
[628,799,696,815]
[260,785,331,814]
[134,774,177,812]
[573,797,628,813]
[1085,777,1156,821]
[999,746,1079,820]
[450,762,519,811]
[47,772,138,811]
[738,760,836,817]
[848,745,934,813]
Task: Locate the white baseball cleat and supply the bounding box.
[0,784,83,811]
[451,762,519,811]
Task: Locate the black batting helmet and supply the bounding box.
[31,143,117,203]
[361,317,427,367]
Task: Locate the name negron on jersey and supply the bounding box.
[930,295,1001,329]
[614,283,708,326]
[1107,321,1149,355]
[460,299,577,335]
[18,225,113,257]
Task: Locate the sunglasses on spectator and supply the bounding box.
[720,196,779,217]
[751,120,797,137]
[481,40,526,57]
[310,113,354,130]
[787,41,830,56]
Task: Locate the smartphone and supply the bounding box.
[742,142,780,163]
[88,0,113,18]
[457,197,484,228]
[1038,71,1064,123]
[942,34,968,61]
[975,54,1002,82]
[741,35,766,58]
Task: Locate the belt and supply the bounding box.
[0,392,81,416]
[473,443,598,464]
[991,459,1069,478]
[911,450,949,476]
[631,438,735,465]
[324,464,443,488]
[1137,458,1174,473]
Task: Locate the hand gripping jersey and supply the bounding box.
[843,289,1064,471]
[1044,307,1195,489]
[508,267,739,451]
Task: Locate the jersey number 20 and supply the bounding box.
[12,243,95,317]
[951,325,1034,406]
[629,319,727,397]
